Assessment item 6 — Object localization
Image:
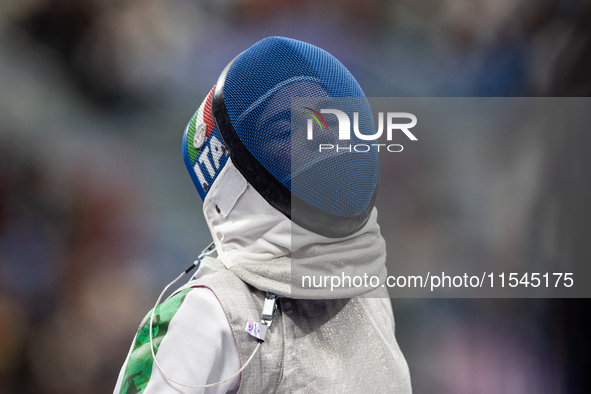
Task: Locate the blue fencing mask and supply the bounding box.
[183,36,378,237]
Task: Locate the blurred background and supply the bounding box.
[1,0,590,393]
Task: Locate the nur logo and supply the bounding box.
[305,108,418,153]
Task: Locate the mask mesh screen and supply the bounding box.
[223,37,378,218]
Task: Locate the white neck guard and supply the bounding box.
[201,159,387,299]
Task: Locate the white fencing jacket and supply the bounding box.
[114,161,412,394]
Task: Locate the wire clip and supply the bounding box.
[245,293,277,342]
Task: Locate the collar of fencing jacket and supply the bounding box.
[201,159,388,299]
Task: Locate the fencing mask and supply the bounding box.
[183,36,378,237]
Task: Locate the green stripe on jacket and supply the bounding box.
[119,289,193,394]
